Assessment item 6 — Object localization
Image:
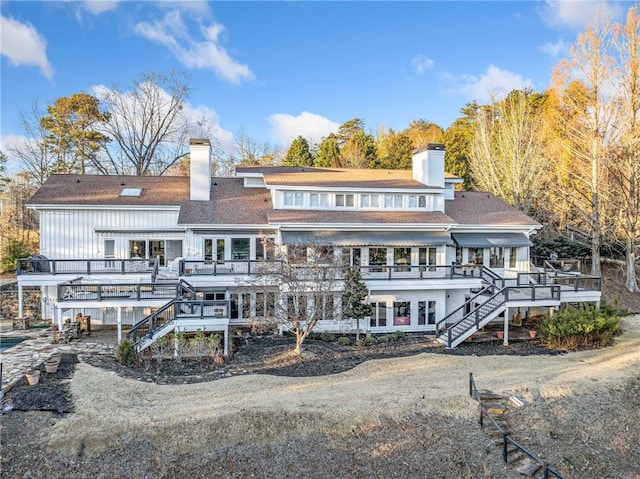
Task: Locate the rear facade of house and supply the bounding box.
[17,139,601,353]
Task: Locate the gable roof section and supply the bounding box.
[28,174,189,206]
[446,192,540,227]
[178,178,272,225]
[237,165,459,189]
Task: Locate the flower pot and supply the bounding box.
[529,330,537,339]
[25,370,40,386]
[497,331,504,340]
[45,360,59,373]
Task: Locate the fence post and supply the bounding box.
[469,372,473,397]
[502,433,509,462]
[544,463,549,479]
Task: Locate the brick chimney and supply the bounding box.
[412,143,445,188]
[189,138,212,201]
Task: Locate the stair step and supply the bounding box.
[517,460,543,477]
[506,451,524,464]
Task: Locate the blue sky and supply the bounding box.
[0,1,630,172]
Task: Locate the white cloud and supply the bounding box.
[82,1,119,15]
[268,112,340,146]
[540,0,624,29]
[540,38,568,57]
[0,16,53,78]
[0,134,31,174]
[457,65,534,103]
[133,11,253,83]
[412,55,434,75]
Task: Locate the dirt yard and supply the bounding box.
[1,315,639,479]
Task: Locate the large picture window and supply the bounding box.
[231,238,250,261]
[369,248,387,272]
[393,301,411,326]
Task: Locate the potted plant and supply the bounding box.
[44,359,59,373]
[529,330,537,339]
[25,370,40,386]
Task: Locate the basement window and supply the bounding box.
[120,187,142,197]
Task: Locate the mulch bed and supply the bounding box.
[4,335,562,415]
[6,354,78,413]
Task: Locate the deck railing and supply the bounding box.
[17,258,158,277]
[179,260,484,281]
[57,280,178,302]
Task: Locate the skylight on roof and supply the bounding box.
[120,187,142,197]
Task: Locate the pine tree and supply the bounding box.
[282,135,314,167]
[342,268,372,341]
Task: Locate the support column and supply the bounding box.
[55,306,62,330]
[18,284,24,319]
[503,307,509,346]
[223,329,229,357]
[117,307,122,343]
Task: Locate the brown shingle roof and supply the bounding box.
[446,192,540,227]
[28,174,190,206]
[267,209,454,225]
[178,178,272,225]
[236,165,459,189]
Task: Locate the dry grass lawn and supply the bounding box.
[25,315,639,478]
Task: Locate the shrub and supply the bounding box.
[0,239,32,273]
[336,336,351,346]
[538,306,621,350]
[393,330,406,340]
[357,336,377,348]
[116,339,137,366]
[320,332,336,342]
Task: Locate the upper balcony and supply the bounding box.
[17,257,158,277]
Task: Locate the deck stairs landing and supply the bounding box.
[126,280,229,352]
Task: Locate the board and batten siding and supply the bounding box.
[39,208,181,258]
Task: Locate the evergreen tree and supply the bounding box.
[282,135,314,167]
[314,134,341,167]
[342,268,372,341]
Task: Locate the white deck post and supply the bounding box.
[117,307,122,343]
[503,307,509,346]
[18,284,24,319]
[223,329,229,357]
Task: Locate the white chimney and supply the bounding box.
[189,138,212,201]
[412,143,445,188]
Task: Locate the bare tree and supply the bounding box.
[233,128,284,167]
[469,90,547,212]
[97,70,217,176]
[608,6,640,291]
[248,246,347,355]
[551,10,619,276]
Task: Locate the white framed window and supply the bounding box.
[384,194,403,208]
[360,194,380,208]
[336,194,354,207]
[408,195,427,208]
[284,192,304,206]
[310,193,329,207]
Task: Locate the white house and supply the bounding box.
[17,139,601,353]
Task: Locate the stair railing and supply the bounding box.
[436,286,506,347]
[469,373,564,478]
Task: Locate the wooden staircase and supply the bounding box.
[436,286,507,348]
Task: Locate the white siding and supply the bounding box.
[39,208,180,258]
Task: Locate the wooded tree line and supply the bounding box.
[1,6,639,290]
